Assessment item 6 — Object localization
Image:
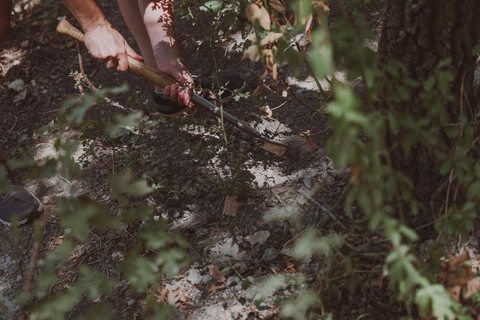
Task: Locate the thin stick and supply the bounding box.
[299,190,347,230]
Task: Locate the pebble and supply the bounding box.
[186,269,202,285]
[202,274,212,284]
[226,276,241,287]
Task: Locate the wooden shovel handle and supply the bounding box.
[56,20,178,88]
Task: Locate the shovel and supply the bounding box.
[56,20,288,157]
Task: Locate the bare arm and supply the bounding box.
[61,0,142,71]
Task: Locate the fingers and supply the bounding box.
[126,43,143,61]
[116,53,129,72]
[84,24,134,72]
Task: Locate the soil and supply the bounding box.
[0,1,386,319]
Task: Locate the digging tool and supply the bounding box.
[56,20,288,156]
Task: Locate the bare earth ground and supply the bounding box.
[0,1,387,319]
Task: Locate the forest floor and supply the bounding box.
[0,0,388,319]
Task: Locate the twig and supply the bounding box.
[19,211,50,320]
[283,77,324,114]
[7,115,17,133]
[298,190,347,230]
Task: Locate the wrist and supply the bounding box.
[81,17,111,33]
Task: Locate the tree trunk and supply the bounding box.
[378,0,480,209]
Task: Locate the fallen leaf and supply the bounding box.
[209,265,226,283]
[272,63,278,82]
[156,288,169,303]
[259,141,287,157]
[13,91,27,103]
[450,250,471,268]
[350,164,362,185]
[242,44,260,62]
[268,0,286,14]
[245,231,271,245]
[304,14,313,34]
[207,283,226,292]
[447,285,462,302]
[223,196,241,217]
[253,85,263,97]
[260,32,283,46]
[285,262,296,273]
[167,288,186,306]
[246,3,271,30]
[300,130,311,136]
[54,236,63,245]
[307,136,314,153]
[210,238,249,261]
[465,277,480,300]
[259,105,273,119]
[8,79,26,92]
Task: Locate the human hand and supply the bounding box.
[159,62,195,108]
[83,20,142,71]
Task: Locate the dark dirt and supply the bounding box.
[0,1,387,319]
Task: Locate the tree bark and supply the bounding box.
[378,0,480,208]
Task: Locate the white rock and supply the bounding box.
[186,269,202,285]
[8,79,26,92]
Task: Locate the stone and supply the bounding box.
[186,269,202,285]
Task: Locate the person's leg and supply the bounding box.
[117,0,161,91]
[0,0,12,44]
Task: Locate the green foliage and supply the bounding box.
[239,0,480,319]
[9,0,480,318]
[11,84,191,318]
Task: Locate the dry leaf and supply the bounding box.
[449,250,471,268]
[272,63,278,82]
[465,277,480,300]
[268,0,286,14]
[242,44,261,62]
[314,0,331,16]
[285,262,296,273]
[246,3,271,30]
[209,265,226,283]
[253,85,263,97]
[350,164,362,185]
[259,105,273,119]
[304,14,313,33]
[207,283,226,292]
[223,196,242,216]
[245,230,271,245]
[260,32,283,46]
[447,285,462,302]
[157,288,169,303]
[13,91,27,103]
[54,236,63,245]
[258,141,287,156]
[307,136,314,153]
[168,288,186,306]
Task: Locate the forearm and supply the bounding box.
[61,0,109,31]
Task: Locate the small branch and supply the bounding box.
[298,190,347,230]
